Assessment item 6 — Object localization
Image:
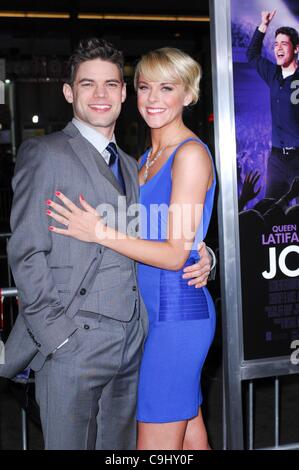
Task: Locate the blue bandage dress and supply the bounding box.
[137,138,216,423]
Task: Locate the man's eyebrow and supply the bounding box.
[106,79,122,83]
[78,78,121,84]
[78,78,94,83]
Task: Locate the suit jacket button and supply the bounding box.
[37,343,41,348]
[84,324,90,330]
[132,286,137,291]
[79,288,86,295]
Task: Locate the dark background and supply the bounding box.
[0,1,216,237]
[0,0,213,159]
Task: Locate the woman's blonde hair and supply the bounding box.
[134,47,202,105]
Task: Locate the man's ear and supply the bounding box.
[121,82,127,103]
[63,83,74,104]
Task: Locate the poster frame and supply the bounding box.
[209,0,299,449]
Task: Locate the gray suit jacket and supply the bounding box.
[0,122,148,378]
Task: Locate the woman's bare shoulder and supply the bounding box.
[174,138,211,167]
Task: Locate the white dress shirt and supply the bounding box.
[72,117,117,164]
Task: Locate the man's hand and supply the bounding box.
[182,242,213,289]
[259,10,276,33]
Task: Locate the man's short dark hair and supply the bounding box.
[67,38,124,85]
[275,27,299,49]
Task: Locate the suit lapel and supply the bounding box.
[92,145,124,195]
[68,133,109,200]
[64,123,121,198]
[63,122,137,206]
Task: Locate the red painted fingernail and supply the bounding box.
[46,210,51,215]
[48,226,54,231]
[55,191,61,196]
[46,200,52,205]
[80,194,84,200]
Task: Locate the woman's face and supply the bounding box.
[137,74,192,129]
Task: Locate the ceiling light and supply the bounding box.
[0,11,70,19]
[78,13,209,22]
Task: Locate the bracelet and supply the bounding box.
[206,245,217,271]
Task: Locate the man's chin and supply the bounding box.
[89,120,114,129]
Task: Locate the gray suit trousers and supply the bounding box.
[35,309,145,450]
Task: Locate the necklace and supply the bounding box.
[143,146,166,183]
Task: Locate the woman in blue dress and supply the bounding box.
[47,48,216,450]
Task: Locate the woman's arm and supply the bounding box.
[47,141,213,271]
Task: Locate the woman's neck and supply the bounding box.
[150,119,189,151]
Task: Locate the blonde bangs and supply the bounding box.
[135,51,181,86]
[134,48,202,105]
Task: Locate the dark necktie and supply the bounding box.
[106,142,126,194]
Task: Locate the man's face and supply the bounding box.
[274,34,298,68]
[63,58,126,138]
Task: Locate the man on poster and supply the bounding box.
[247,9,299,201]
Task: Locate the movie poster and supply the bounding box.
[231,0,299,359]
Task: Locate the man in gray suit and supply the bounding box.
[0,38,213,449]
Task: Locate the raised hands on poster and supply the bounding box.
[259,10,277,32]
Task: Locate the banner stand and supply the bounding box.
[209,0,299,450]
[209,0,244,450]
